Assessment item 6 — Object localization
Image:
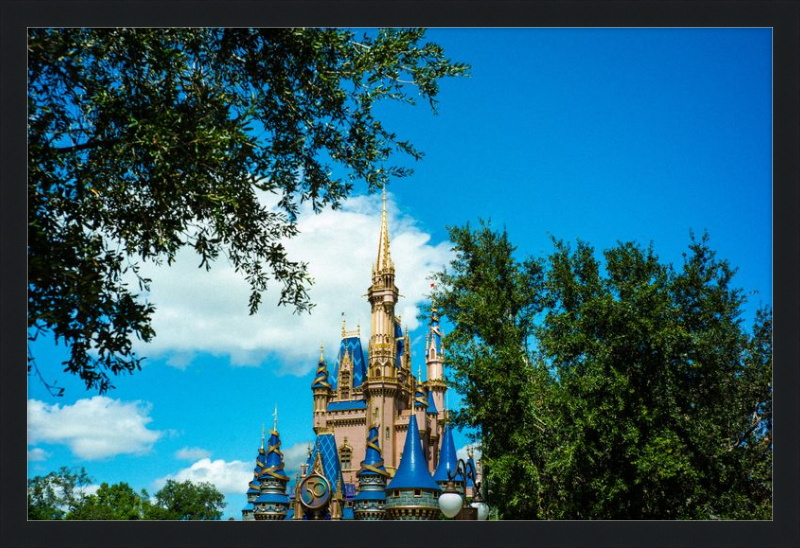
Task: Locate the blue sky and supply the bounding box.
[27,28,772,519]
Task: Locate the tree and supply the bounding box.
[144,479,225,520]
[66,482,149,520]
[432,224,772,520]
[28,28,468,393]
[27,467,93,520]
[428,220,551,518]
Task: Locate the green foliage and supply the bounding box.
[144,479,225,520]
[28,27,468,393]
[27,467,93,520]
[66,482,149,520]
[433,224,772,520]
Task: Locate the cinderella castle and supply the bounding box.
[242,189,480,520]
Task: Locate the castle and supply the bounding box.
[242,190,480,520]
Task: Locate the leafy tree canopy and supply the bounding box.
[432,222,772,520]
[27,466,93,520]
[28,27,468,393]
[66,481,149,520]
[144,479,225,520]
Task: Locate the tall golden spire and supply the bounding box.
[375,185,393,273]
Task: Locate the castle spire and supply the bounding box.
[375,185,393,273]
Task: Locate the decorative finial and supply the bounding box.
[341,312,346,337]
[261,424,266,449]
[418,365,422,383]
[273,404,278,432]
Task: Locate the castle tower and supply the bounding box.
[363,186,402,471]
[425,301,446,431]
[254,409,290,520]
[241,425,266,521]
[311,346,333,434]
[353,424,390,520]
[384,414,441,520]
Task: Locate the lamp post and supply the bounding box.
[437,458,489,520]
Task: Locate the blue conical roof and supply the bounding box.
[466,456,477,488]
[259,428,289,481]
[426,389,438,414]
[414,379,428,408]
[357,425,389,478]
[311,355,332,389]
[433,425,462,483]
[386,415,440,491]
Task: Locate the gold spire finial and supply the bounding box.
[418,365,422,383]
[341,313,346,337]
[319,342,324,362]
[376,184,393,272]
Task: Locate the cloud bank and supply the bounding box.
[131,192,452,375]
[154,458,252,494]
[27,396,162,460]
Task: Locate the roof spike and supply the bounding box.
[273,404,278,432]
[261,424,266,450]
[376,184,393,272]
[319,342,324,362]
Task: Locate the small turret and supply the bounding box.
[254,408,290,520]
[433,425,464,493]
[241,425,266,521]
[384,415,441,519]
[353,424,390,520]
[425,300,447,431]
[312,345,333,433]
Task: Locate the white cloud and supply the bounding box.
[281,440,313,478]
[154,458,251,495]
[27,447,49,462]
[27,397,162,460]
[131,192,452,375]
[175,446,212,461]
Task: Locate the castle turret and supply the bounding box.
[433,424,464,494]
[312,346,333,434]
[241,425,266,521]
[353,424,390,520]
[384,414,441,519]
[425,301,446,433]
[254,409,290,520]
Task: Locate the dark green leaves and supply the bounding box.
[28,28,468,393]
[433,224,771,519]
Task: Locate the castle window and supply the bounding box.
[414,489,422,497]
[385,426,390,440]
[340,440,353,470]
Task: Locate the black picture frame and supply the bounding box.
[3,1,798,547]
